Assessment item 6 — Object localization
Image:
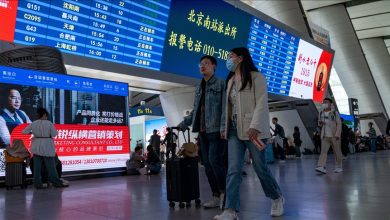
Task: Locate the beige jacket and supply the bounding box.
[222,71,271,140]
[318,109,342,139]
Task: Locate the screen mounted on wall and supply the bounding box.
[0,65,130,177]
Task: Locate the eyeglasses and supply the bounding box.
[9,96,22,101]
[198,63,212,67]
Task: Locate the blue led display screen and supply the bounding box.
[13,0,171,70]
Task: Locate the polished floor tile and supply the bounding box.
[1,151,390,220]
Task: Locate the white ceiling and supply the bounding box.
[347,0,390,52]
[301,0,350,11]
[347,0,390,18]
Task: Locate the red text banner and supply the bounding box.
[11,124,130,156]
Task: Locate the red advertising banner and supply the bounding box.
[313,50,332,102]
[0,0,18,42]
[11,124,130,156]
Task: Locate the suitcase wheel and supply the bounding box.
[195,199,201,206]
[169,202,175,208]
[179,203,185,208]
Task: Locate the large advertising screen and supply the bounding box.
[0,65,129,177]
[0,0,333,102]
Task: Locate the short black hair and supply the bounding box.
[272,117,278,122]
[153,129,157,133]
[37,107,49,118]
[200,55,217,66]
[324,98,333,103]
[134,146,142,152]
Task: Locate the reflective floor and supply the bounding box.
[1,151,390,220]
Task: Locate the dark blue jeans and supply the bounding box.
[200,132,226,196]
[370,138,377,152]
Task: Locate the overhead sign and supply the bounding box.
[0,0,334,103]
[129,106,164,117]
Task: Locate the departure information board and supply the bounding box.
[0,0,333,102]
[247,18,299,96]
[13,0,170,70]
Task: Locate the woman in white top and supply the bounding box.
[22,108,68,189]
[214,48,284,220]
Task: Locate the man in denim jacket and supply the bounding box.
[179,55,226,209]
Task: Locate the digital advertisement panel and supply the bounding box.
[0,0,334,103]
[0,66,129,177]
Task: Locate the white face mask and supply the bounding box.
[321,103,329,110]
[226,58,238,72]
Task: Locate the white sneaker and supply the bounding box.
[139,167,148,175]
[315,166,327,174]
[270,196,285,217]
[334,168,343,173]
[203,196,220,208]
[219,193,225,210]
[214,209,239,220]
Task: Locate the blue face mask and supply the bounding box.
[226,58,238,72]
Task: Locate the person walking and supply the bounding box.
[214,47,284,220]
[315,98,343,174]
[271,117,286,162]
[366,122,377,153]
[178,55,226,209]
[293,126,302,158]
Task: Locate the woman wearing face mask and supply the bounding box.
[214,48,284,220]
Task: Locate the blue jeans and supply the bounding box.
[147,163,161,174]
[225,129,282,211]
[33,155,63,187]
[370,139,377,152]
[200,132,226,195]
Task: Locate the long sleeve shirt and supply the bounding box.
[22,119,58,157]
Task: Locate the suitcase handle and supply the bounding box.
[171,127,190,143]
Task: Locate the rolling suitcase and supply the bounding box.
[5,162,27,190]
[166,127,200,208]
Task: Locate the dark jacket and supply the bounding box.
[146,151,161,165]
[149,134,161,150]
[272,124,285,138]
[293,131,301,146]
[162,132,178,147]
